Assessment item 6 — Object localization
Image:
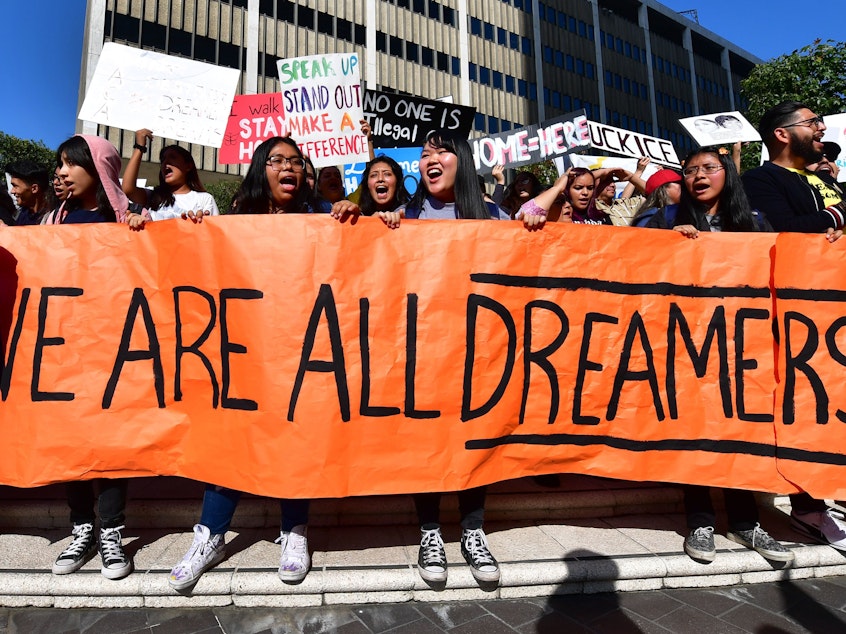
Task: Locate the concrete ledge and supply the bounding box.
[2,508,846,608]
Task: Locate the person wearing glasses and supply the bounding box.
[643,148,797,564]
[742,101,845,234]
[166,137,328,593]
[742,102,846,551]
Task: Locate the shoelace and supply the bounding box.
[420,530,446,565]
[692,526,714,541]
[60,524,94,557]
[463,529,494,565]
[276,532,307,557]
[99,525,126,561]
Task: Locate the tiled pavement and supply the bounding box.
[3,575,846,632]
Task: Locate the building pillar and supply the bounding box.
[721,47,735,110]
[683,28,700,115]
[531,0,545,122]
[366,0,377,89]
[78,0,107,135]
[457,0,471,106]
[245,0,259,95]
[638,3,658,135]
[588,0,605,123]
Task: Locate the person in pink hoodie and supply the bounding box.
[49,134,146,580]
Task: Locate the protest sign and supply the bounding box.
[586,121,681,166]
[343,147,422,195]
[472,111,590,174]
[277,53,368,168]
[1,220,846,500]
[219,93,288,164]
[679,111,761,147]
[78,43,240,148]
[822,113,846,182]
[362,90,476,148]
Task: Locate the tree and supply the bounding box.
[205,178,242,214]
[740,39,846,126]
[739,39,846,171]
[0,131,56,173]
[518,159,558,186]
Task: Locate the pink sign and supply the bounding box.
[219,93,288,164]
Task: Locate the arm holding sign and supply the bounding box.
[122,129,153,206]
[621,157,650,198]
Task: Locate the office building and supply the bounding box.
[79,0,761,176]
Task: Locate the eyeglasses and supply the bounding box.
[782,116,825,130]
[266,155,305,171]
[682,164,724,177]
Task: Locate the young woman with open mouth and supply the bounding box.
[122,128,219,221]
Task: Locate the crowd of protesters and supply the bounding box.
[3,99,845,591]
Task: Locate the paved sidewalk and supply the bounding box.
[3,575,846,632]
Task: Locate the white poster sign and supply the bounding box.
[78,43,240,148]
[586,121,680,166]
[277,53,368,168]
[822,113,846,182]
[679,111,761,147]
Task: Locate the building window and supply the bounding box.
[428,0,439,19]
[469,63,477,81]
[442,7,454,25]
[479,66,490,85]
[497,27,507,46]
[451,55,460,75]
[518,79,527,96]
[484,22,494,41]
[471,17,481,36]
[299,6,314,29]
[317,11,333,36]
[390,35,403,57]
[505,75,515,93]
[474,112,486,131]
[493,71,503,89]
[576,59,584,75]
[422,46,433,66]
[510,33,519,50]
[406,42,419,63]
[438,51,449,72]
[336,18,352,42]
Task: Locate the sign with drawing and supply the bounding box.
[679,111,761,147]
[78,43,240,148]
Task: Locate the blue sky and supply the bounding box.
[1,0,842,150]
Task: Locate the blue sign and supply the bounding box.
[343,147,423,196]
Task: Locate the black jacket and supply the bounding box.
[741,161,844,233]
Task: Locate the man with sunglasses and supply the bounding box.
[743,101,846,551]
[742,101,845,233]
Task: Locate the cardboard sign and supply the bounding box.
[2,220,846,500]
[821,113,846,182]
[679,111,761,147]
[586,121,680,166]
[473,111,591,174]
[219,94,288,164]
[362,90,476,148]
[343,147,422,195]
[276,53,368,168]
[78,43,240,148]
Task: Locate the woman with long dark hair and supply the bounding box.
[330,155,411,217]
[167,136,326,593]
[123,129,219,221]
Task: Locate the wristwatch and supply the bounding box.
[133,143,148,153]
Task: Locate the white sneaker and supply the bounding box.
[276,524,310,582]
[99,525,133,580]
[168,524,226,590]
[791,508,846,551]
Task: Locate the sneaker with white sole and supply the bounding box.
[418,528,447,582]
[460,528,500,583]
[277,524,310,582]
[52,522,96,575]
[791,508,846,550]
[684,526,716,563]
[99,525,132,580]
[727,523,794,562]
[168,524,226,590]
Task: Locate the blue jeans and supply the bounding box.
[199,485,310,534]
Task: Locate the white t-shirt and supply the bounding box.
[150,190,219,221]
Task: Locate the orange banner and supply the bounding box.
[0,218,842,499]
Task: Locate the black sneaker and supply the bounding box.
[99,525,133,580]
[460,528,500,583]
[52,523,96,574]
[727,523,794,562]
[418,528,447,582]
[684,526,716,563]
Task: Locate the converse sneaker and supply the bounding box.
[460,528,500,583]
[684,526,716,563]
[418,527,447,583]
[168,524,226,590]
[276,524,310,583]
[52,522,96,575]
[727,523,794,562]
[99,525,132,580]
[791,508,846,551]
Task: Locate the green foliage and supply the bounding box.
[0,131,56,173]
[518,160,558,186]
[739,39,846,173]
[740,39,846,127]
[206,178,242,214]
